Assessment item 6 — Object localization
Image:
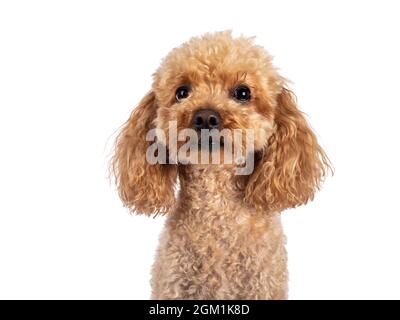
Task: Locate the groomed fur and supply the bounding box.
[151,165,288,299]
[244,87,330,211]
[111,31,331,299]
[111,91,177,215]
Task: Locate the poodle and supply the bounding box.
[111,31,330,299]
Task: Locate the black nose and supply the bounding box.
[192,109,222,130]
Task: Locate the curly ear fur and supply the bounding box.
[111,91,177,215]
[244,87,331,212]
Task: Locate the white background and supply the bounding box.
[0,0,399,299]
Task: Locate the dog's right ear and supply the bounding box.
[111,91,177,215]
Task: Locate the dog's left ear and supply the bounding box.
[111,91,177,216]
[244,86,331,212]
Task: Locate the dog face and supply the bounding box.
[153,32,279,154]
[112,31,330,215]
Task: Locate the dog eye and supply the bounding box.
[175,85,190,102]
[233,85,251,102]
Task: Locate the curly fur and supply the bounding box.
[111,31,330,299]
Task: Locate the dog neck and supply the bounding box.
[176,164,246,216]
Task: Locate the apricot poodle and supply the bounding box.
[112,31,330,299]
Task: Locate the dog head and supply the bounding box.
[111,31,330,215]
